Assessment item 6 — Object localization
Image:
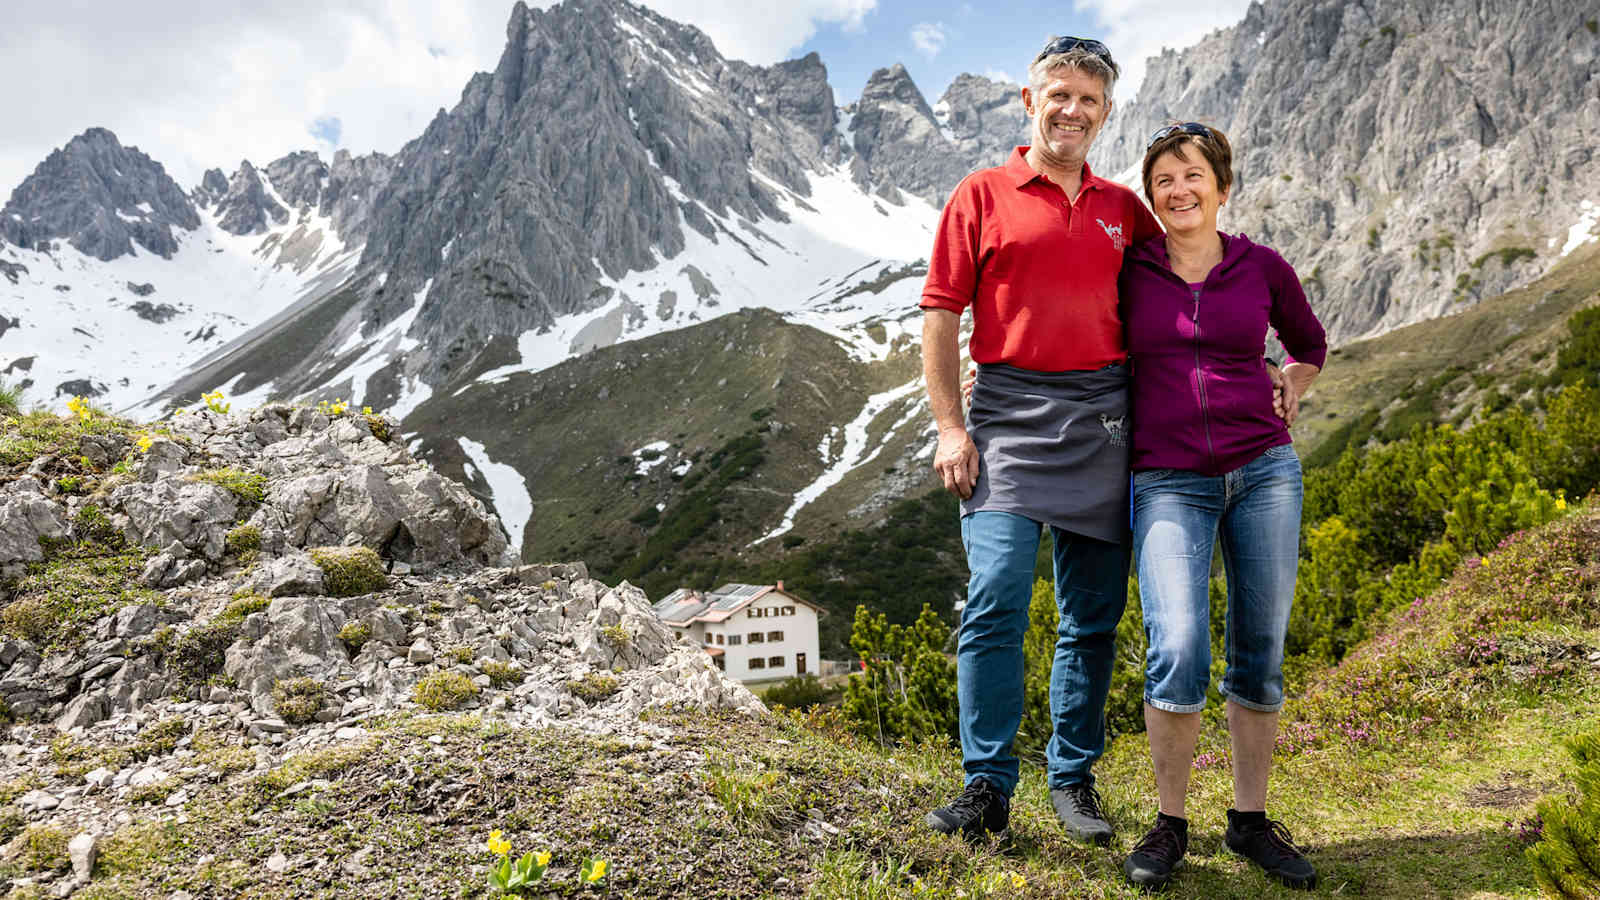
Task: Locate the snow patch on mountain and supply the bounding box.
[0,195,359,413]
[458,436,530,550]
[470,164,937,390]
[752,377,923,546]
[1561,200,1599,258]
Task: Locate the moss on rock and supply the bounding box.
[216,593,269,623]
[567,672,620,703]
[411,670,479,711]
[187,467,267,511]
[16,824,69,872]
[337,620,371,655]
[224,524,261,559]
[308,546,387,597]
[272,677,329,725]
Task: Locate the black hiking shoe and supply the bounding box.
[924,777,1010,838]
[1124,814,1189,889]
[1050,782,1114,845]
[1225,809,1318,890]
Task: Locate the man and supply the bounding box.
[918,36,1161,844]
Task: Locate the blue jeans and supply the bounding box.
[1132,444,1303,714]
[957,511,1129,796]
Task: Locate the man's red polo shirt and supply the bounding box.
[921,147,1162,372]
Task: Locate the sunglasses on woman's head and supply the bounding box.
[1147,122,1214,150]
[1034,36,1114,68]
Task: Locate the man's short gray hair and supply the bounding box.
[1028,47,1118,99]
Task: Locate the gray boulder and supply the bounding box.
[574,581,673,670]
[110,478,237,560]
[240,551,327,597]
[0,477,70,564]
[223,597,352,711]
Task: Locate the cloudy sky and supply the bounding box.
[0,0,1250,195]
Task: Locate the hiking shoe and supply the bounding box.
[924,777,1010,838]
[1124,814,1189,889]
[1050,782,1114,845]
[1225,810,1318,890]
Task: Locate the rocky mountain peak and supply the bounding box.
[193,168,230,208]
[281,0,852,389]
[859,63,938,122]
[0,127,200,261]
[264,151,328,211]
[846,64,977,204]
[1088,0,1599,343]
[936,73,1028,176]
[213,160,289,236]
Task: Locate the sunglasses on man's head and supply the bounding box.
[1034,35,1114,68]
[1147,122,1214,150]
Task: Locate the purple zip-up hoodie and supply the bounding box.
[1121,232,1327,476]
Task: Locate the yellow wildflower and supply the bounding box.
[66,396,91,422]
[362,406,373,416]
[584,859,608,882]
[135,434,154,453]
[1010,871,1027,889]
[486,829,511,856]
[1557,496,1568,511]
[534,850,551,867]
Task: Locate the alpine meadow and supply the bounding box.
[1,0,1599,897]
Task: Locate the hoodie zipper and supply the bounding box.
[1191,285,1217,472]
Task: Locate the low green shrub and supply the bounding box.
[161,621,241,684]
[761,675,832,711]
[412,670,479,711]
[308,546,387,597]
[16,824,69,871]
[337,620,371,655]
[272,678,329,725]
[224,524,261,559]
[216,593,269,623]
[567,672,620,703]
[187,467,267,510]
[1528,724,1600,897]
[0,806,24,846]
[72,503,122,546]
[0,596,55,644]
[482,661,524,688]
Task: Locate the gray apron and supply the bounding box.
[962,362,1131,544]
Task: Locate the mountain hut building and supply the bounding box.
[651,582,824,684]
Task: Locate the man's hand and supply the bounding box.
[934,426,981,500]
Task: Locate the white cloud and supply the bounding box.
[650,0,875,59]
[983,67,1016,86]
[0,0,877,197]
[1072,0,1255,101]
[909,22,949,59]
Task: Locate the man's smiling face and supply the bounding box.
[1022,66,1111,169]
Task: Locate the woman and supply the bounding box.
[1119,122,1325,890]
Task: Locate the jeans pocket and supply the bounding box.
[1133,468,1173,484]
[1263,444,1298,461]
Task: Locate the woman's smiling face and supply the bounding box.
[1147,142,1229,236]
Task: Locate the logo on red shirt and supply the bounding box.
[1096,218,1126,252]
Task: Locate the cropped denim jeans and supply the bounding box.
[957,511,1129,796]
[1131,444,1303,714]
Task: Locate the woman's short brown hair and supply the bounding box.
[1141,123,1234,206]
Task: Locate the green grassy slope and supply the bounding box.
[1291,242,1600,462]
[25,502,1596,899]
[403,307,927,580]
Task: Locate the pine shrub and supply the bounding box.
[1528,726,1600,897]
